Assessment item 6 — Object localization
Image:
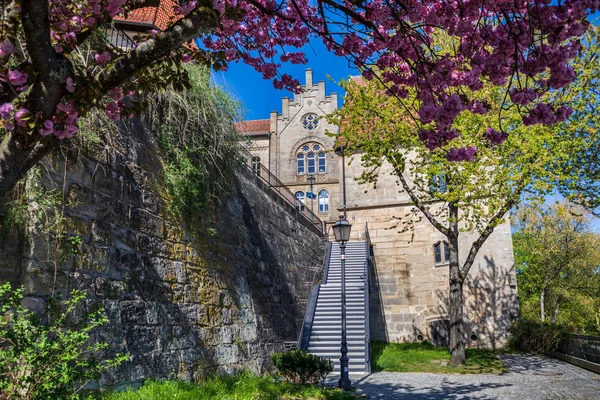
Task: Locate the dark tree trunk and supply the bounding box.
[448,202,465,366]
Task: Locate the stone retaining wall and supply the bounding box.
[0,119,325,388]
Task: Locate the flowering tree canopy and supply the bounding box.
[0,0,596,203]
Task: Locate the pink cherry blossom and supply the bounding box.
[484,128,508,145]
[0,103,13,120]
[14,108,31,127]
[65,77,75,93]
[94,51,111,66]
[39,120,54,136]
[8,70,28,87]
[0,40,13,57]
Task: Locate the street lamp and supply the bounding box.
[307,174,316,224]
[332,215,352,390]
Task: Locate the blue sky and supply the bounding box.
[212,38,359,120]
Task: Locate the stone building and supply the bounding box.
[236,69,519,347]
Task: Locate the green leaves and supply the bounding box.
[271,350,334,386]
[512,201,600,333]
[0,283,128,399]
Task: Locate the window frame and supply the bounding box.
[297,154,305,175]
[318,189,329,212]
[295,191,305,210]
[433,241,450,265]
[318,152,326,173]
[307,152,316,174]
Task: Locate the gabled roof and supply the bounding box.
[114,0,180,31]
[234,119,271,136]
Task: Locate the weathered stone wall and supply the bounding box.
[0,119,326,388]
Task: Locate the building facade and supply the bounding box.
[236,69,518,347]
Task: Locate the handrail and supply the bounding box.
[240,149,324,232]
[105,26,136,50]
[297,242,332,350]
[364,222,372,373]
[322,241,332,284]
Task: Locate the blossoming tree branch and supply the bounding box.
[0,0,596,205]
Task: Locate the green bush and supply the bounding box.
[0,283,128,399]
[508,320,570,354]
[271,350,334,386]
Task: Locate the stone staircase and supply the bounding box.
[305,241,370,375]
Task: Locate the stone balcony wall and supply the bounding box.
[0,119,325,389]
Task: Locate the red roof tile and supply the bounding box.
[114,0,180,31]
[235,119,271,136]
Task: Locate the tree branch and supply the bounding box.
[391,161,450,236]
[460,180,528,278]
[97,1,219,92]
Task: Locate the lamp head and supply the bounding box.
[332,214,352,243]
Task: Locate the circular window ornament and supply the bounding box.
[301,113,319,131]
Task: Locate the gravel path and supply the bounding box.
[348,355,600,399]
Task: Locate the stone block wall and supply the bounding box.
[0,120,326,388]
[343,157,518,348]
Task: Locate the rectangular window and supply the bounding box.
[297,160,304,174]
[444,242,450,261]
[318,153,326,173]
[307,157,315,174]
[434,244,442,263]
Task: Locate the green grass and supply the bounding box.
[371,341,507,374]
[99,372,357,400]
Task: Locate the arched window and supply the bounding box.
[295,191,305,210]
[307,153,316,174]
[297,154,305,175]
[434,241,450,264]
[318,152,326,173]
[251,156,261,175]
[318,190,329,212]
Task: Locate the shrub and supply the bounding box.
[0,283,128,399]
[508,320,570,354]
[271,349,334,386]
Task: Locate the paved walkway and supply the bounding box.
[350,355,600,399]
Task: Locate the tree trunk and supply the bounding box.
[540,288,545,322]
[0,132,35,209]
[448,202,465,366]
[552,295,562,324]
[449,262,465,365]
[0,131,57,214]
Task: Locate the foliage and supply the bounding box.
[370,341,506,374]
[270,350,334,385]
[554,26,600,214]
[508,320,570,354]
[145,66,243,224]
[512,200,600,334]
[0,283,128,400]
[1,166,65,235]
[0,0,596,207]
[99,373,354,400]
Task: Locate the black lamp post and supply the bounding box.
[308,174,316,224]
[335,146,347,218]
[332,215,352,390]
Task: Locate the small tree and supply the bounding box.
[329,30,596,365]
[0,283,128,399]
[512,201,600,333]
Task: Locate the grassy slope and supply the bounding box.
[371,341,507,374]
[100,373,356,400]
